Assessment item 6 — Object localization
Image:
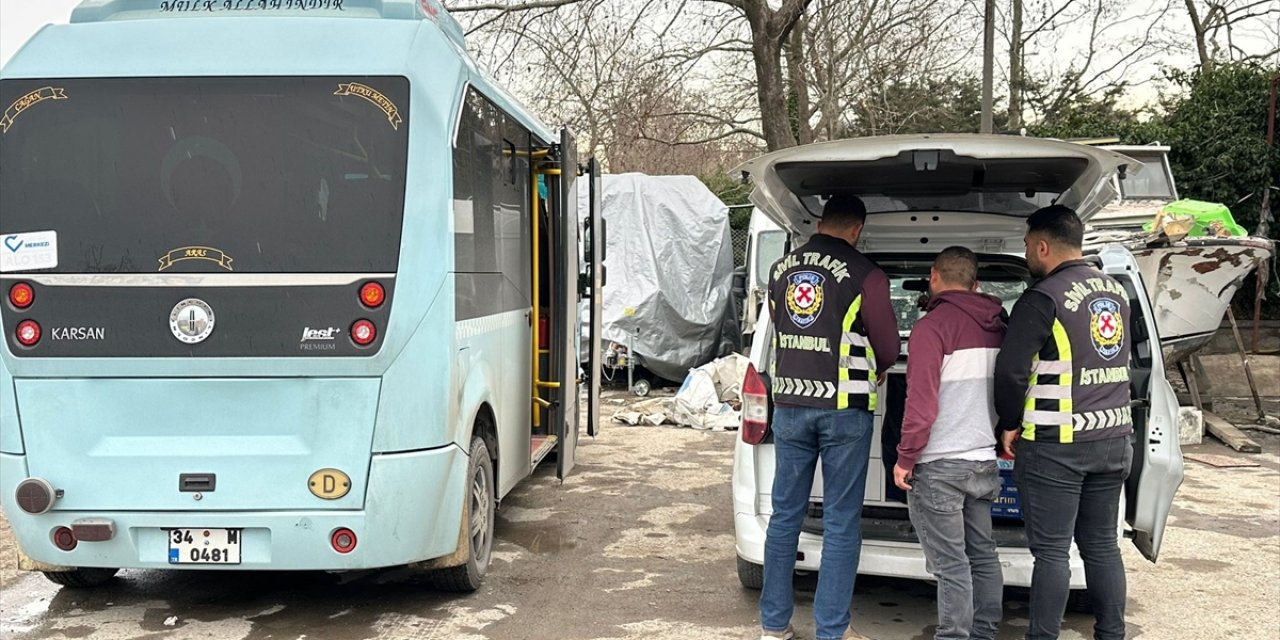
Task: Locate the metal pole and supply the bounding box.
[980,0,995,134]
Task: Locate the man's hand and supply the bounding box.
[893,463,913,491]
[1000,429,1021,458]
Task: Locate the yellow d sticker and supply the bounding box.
[158,247,235,272]
[1,87,67,134]
[334,82,402,130]
[309,469,351,500]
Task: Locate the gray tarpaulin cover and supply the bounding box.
[578,173,739,382]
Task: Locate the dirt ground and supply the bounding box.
[0,392,1277,640]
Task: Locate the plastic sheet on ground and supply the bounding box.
[610,355,750,431]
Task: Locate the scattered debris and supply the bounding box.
[1203,411,1262,453]
[1184,453,1262,469]
[610,354,749,431]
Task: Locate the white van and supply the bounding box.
[731,135,1185,608]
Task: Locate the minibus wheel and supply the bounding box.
[429,437,495,592]
[42,567,118,588]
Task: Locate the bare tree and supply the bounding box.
[700,0,814,151]
[1182,0,1280,68]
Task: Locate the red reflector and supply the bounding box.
[741,363,771,445]
[52,526,77,551]
[351,320,377,346]
[8,282,34,309]
[15,320,41,347]
[331,528,357,554]
[359,282,386,308]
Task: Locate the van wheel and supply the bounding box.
[43,568,118,588]
[736,556,764,590]
[429,437,495,592]
[1067,589,1092,613]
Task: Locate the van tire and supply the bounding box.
[737,556,764,590]
[1067,589,1092,613]
[42,568,118,588]
[428,437,495,593]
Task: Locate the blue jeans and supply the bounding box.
[907,459,1004,640]
[761,405,874,640]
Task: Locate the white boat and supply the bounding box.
[1086,144,1275,365]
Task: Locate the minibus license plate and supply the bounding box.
[167,528,241,565]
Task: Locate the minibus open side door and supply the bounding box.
[549,130,603,479]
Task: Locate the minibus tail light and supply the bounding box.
[15,320,41,347]
[331,528,357,554]
[741,363,771,445]
[8,282,34,309]
[359,282,385,308]
[351,320,376,346]
[53,527,77,551]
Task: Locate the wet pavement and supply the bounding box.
[1,397,1277,640]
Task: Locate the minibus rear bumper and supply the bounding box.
[0,445,469,571]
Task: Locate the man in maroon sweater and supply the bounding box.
[893,247,1008,640]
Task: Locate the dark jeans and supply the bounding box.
[761,405,874,640]
[1015,436,1133,640]
[908,459,1004,640]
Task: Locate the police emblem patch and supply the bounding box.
[785,271,825,328]
[1089,298,1124,361]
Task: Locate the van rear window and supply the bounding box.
[0,76,409,273]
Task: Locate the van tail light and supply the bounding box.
[741,363,771,445]
[350,320,376,346]
[15,320,41,347]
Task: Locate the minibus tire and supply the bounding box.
[429,437,495,592]
[736,556,763,590]
[42,568,118,588]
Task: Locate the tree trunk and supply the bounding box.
[787,17,814,145]
[1184,0,1212,69]
[1008,0,1023,130]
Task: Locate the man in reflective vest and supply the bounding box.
[994,205,1134,640]
[761,195,900,640]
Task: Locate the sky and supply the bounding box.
[0,0,80,67]
[1,0,1275,108]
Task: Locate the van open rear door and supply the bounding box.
[1098,245,1184,562]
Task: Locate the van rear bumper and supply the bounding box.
[734,511,1088,589]
[1,446,468,571]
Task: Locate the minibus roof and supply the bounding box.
[0,0,555,143]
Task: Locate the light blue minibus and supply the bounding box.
[0,0,603,591]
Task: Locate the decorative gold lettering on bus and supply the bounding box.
[158,247,235,272]
[1,87,67,134]
[334,82,402,130]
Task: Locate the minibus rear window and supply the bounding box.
[0,76,409,273]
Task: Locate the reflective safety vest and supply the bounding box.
[768,234,881,411]
[1023,261,1134,443]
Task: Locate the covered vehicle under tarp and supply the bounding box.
[577,173,739,382]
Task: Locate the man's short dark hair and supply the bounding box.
[821,194,868,228]
[1026,204,1084,249]
[935,246,978,289]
